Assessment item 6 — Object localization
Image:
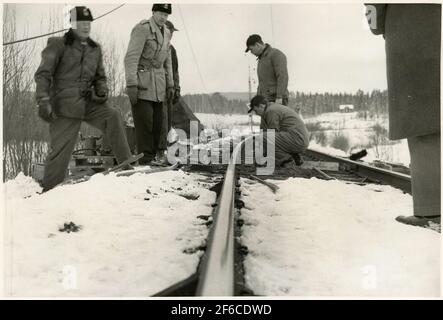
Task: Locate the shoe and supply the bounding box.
[151,152,170,166]
[291,153,304,166]
[281,160,296,169]
[138,157,154,165]
[121,164,135,171]
[395,215,441,232]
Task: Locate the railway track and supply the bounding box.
[154,146,412,297]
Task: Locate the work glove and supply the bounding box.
[92,88,108,104]
[126,86,138,106]
[167,87,175,102]
[38,99,57,123]
[173,87,181,104]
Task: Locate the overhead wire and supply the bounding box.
[3,4,125,46]
[177,4,216,112]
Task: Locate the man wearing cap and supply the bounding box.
[248,95,309,167]
[34,6,132,192]
[124,3,175,165]
[245,35,289,106]
[165,20,180,108]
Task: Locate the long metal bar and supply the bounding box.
[305,149,412,194]
[195,139,247,296]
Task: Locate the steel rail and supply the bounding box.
[195,138,248,296]
[305,149,412,194]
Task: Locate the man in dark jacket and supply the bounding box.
[245,34,289,106]
[366,4,441,228]
[248,95,309,167]
[35,6,132,192]
[164,20,204,137]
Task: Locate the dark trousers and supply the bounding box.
[267,95,289,106]
[131,99,167,162]
[42,102,132,191]
[408,133,441,217]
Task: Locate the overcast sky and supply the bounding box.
[8,1,388,94]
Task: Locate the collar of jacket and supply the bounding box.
[263,102,271,115]
[64,28,98,48]
[148,18,166,47]
[257,43,271,60]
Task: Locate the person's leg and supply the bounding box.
[42,118,81,191]
[84,102,132,164]
[396,133,440,230]
[274,131,308,167]
[256,131,292,167]
[153,101,167,159]
[408,133,441,217]
[130,99,155,163]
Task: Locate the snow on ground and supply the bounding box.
[364,139,410,166]
[305,111,410,166]
[3,170,216,297]
[308,142,349,157]
[196,113,260,131]
[239,177,440,297]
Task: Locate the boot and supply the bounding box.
[395,215,441,232]
[151,150,169,166]
[291,153,304,166]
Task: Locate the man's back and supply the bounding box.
[260,103,306,134]
[257,45,289,102]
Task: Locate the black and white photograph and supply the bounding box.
[1,1,441,301]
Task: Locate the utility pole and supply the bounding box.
[248,64,253,133]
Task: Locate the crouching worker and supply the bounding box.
[248,95,309,168]
[35,6,132,192]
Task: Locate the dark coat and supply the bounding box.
[257,44,289,101]
[367,4,441,139]
[170,45,180,90]
[35,29,107,119]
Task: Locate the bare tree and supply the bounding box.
[3,4,49,181]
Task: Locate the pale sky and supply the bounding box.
[8,1,388,94]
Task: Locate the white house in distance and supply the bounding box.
[339,104,355,112]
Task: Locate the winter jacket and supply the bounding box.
[257,44,289,102]
[34,29,107,119]
[124,18,174,102]
[260,103,309,150]
[366,4,441,139]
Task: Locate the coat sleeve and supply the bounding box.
[34,37,63,102]
[264,111,281,131]
[124,24,146,87]
[164,47,174,88]
[365,4,387,35]
[171,46,180,89]
[272,50,289,99]
[93,46,108,95]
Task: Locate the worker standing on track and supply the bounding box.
[248,95,309,168]
[124,3,175,165]
[245,34,290,106]
[365,4,441,228]
[165,20,181,130]
[35,6,132,192]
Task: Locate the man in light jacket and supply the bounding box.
[125,3,175,165]
[245,34,289,106]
